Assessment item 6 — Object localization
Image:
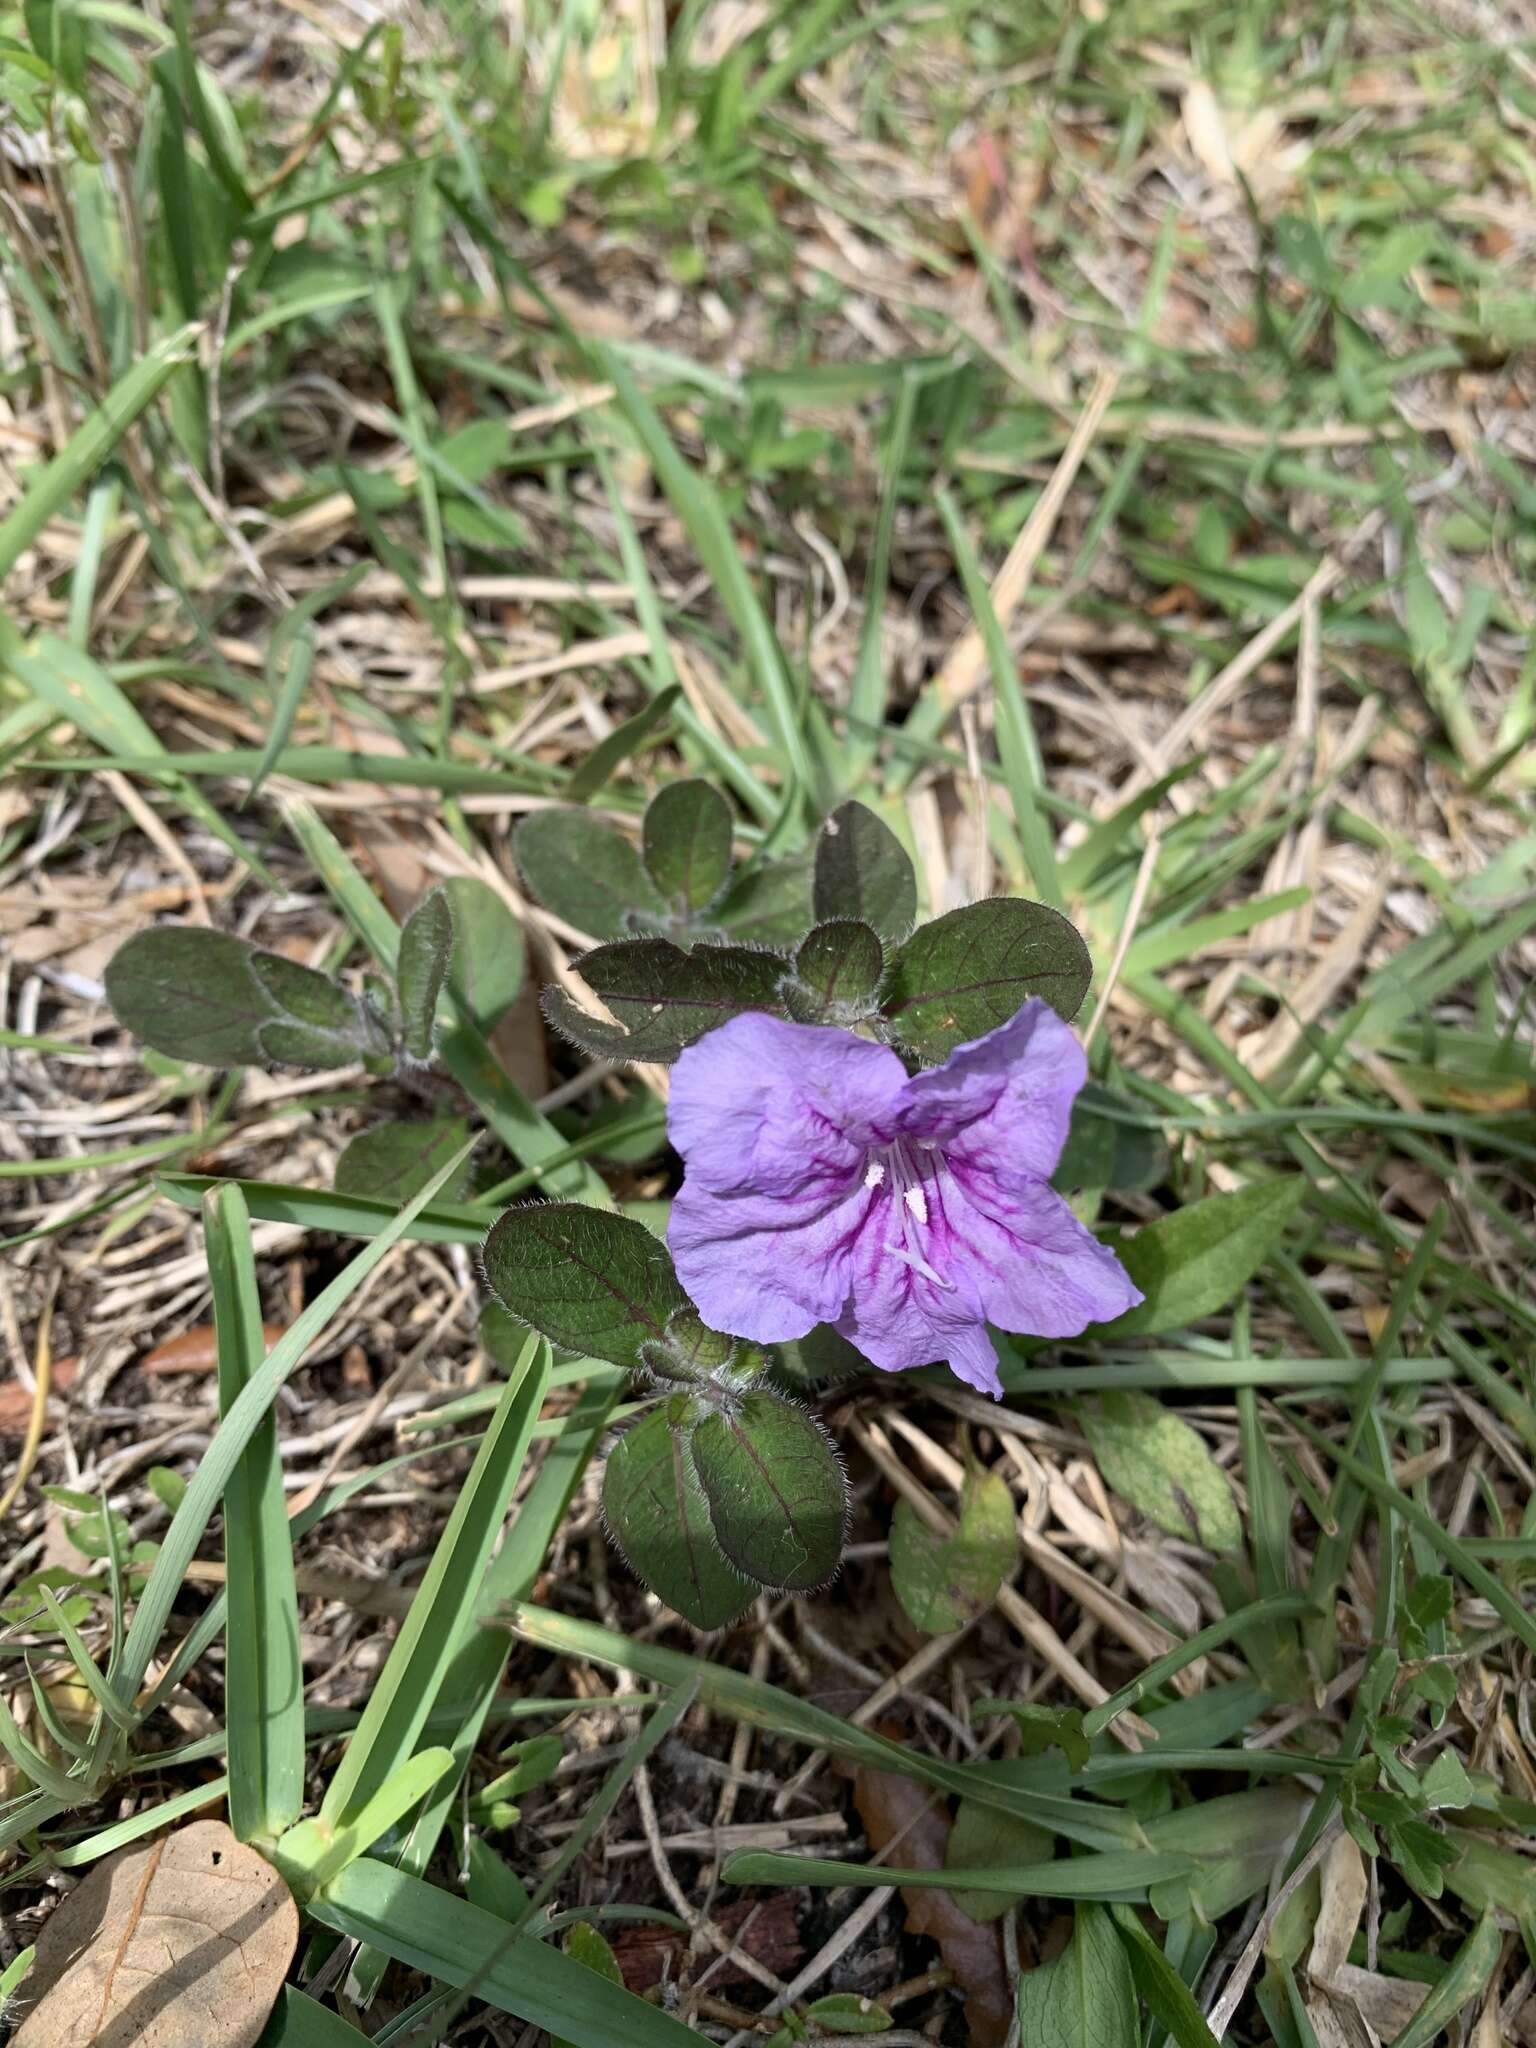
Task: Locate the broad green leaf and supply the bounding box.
[544,936,785,1063]
[784,919,884,1022]
[396,888,454,1060]
[716,855,816,945]
[889,1466,1018,1632]
[1080,1391,1241,1552]
[439,876,525,1036]
[105,928,389,1071]
[603,1407,754,1629]
[334,1118,472,1204]
[946,1798,1054,1923]
[1014,1903,1139,2048]
[642,779,733,914]
[690,1390,847,1593]
[515,809,664,939]
[813,800,916,943]
[1097,1180,1304,1337]
[884,898,1092,1060]
[483,1203,687,1368]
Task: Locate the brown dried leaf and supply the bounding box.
[12,1819,298,2048]
[140,1326,284,1376]
[608,1894,801,1994]
[0,1358,78,1438]
[850,1766,1012,2047]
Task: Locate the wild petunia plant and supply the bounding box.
[104,784,1150,1628]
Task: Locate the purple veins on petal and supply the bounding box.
[666,998,1143,1398]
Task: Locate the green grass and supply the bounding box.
[0,1,1533,2044]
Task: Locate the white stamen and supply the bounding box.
[864,1137,956,1292]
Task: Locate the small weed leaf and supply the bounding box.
[1013,1902,1139,2048]
[889,1465,1018,1633]
[1096,1180,1304,1337]
[1080,1391,1241,1553]
[438,876,526,1036]
[397,886,455,1060]
[334,1118,473,1204]
[715,854,816,946]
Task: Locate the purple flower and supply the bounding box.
[666,999,1143,1399]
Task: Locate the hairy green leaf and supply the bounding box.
[544,937,786,1063]
[515,810,664,940]
[813,800,916,943]
[642,779,733,914]
[483,1203,687,1368]
[396,888,455,1061]
[602,1405,755,1630]
[784,919,884,1022]
[884,899,1092,1060]
[105,927,389,1071]
[691,1390,847,1593]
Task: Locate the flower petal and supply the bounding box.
[669,1178,874,1343]
[897,997,1085,1186]
[940,1160,1143,1337]
[829,1175,1005,1396]
[668,1011,908,1198]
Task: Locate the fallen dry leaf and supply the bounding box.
[12,1818,297,2047]
[0,1358,79,1437]
[850,1764,1011,2047]
[140,1326,284,1376]
[609,1893,801,1994]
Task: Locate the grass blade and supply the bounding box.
[206,1183,304,1842]
[318,1336,550,1832]
[114,1137,478,1709]
[0,322,201,589]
